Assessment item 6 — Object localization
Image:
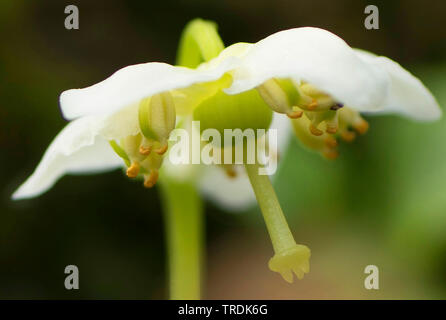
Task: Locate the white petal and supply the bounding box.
[354,49,442,121]
[198,113,292,212]
[12,115,125,200]
[225,27,389,111]
[270,112,292,153]
[61,57,241,120]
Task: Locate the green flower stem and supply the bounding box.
[159,178,203,300]
[176,18,225,68]
[244,162,296,253]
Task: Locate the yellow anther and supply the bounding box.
[154,144,168,155]
[286,110,303,119]
[339,107,369,136]
[323,149,339,160]
[256,79,291,115]
[110,132,166,188]
[340,130,356,142]
[126,162,140,178]
[139,145,152,156]
[309,124,323,136]
[325,111,339,134]
[144,170,159,188]
[308,100,318,111]
[353,119,369,135]
[325,136,338,148]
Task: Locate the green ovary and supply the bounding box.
[193,89,273,137]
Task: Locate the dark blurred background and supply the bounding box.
[1,0,445,299]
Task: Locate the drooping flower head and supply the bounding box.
[12,20,441,284]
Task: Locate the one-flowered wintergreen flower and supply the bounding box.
[213,27,441,282]
[11,19,281,296]
[12,20,441,289]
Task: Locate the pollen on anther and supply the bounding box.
[154,144,168,155]
[325,137,338,148]
[287,110,303,119]
[139,145,152,156]
[126,162,140,178]
[354,120,369,135]
[323,149,339,160]
[309,124,323,136]
[326,126,338,134]
[144,170,159,188]
[340,130,356,142]
[225,167,237,178]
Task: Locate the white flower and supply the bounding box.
[12,26,441,204]
[220,27,441,160]
[12,25,443,285]
[196,27,441,213]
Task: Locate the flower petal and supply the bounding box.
[61,57,241,120]
[225,27,389,111]
[12,115,126,200]
[354,49,442,121]
[271,112,293,153]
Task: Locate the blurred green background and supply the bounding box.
[1,0,446,299]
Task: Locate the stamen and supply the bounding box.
[286,109,303,119]
[325,110,339,134]
[256,79,292,115]
[154,144,168,155]
[110,132,166,187]
[138,92,176,145]
[340,130,356,142]
[126,162,140,178]
[225,166,237,178]
[139,145,152,156]
[307,100,318,111]
[291,114,340,159]
[309,124,323,136]
[324,136,338,148]
[323,149,339,160]
[300,83,324,96]
[326,126,338,134]
[144,170,159,188]
[353,119,369,135]
[338,108,369,136]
